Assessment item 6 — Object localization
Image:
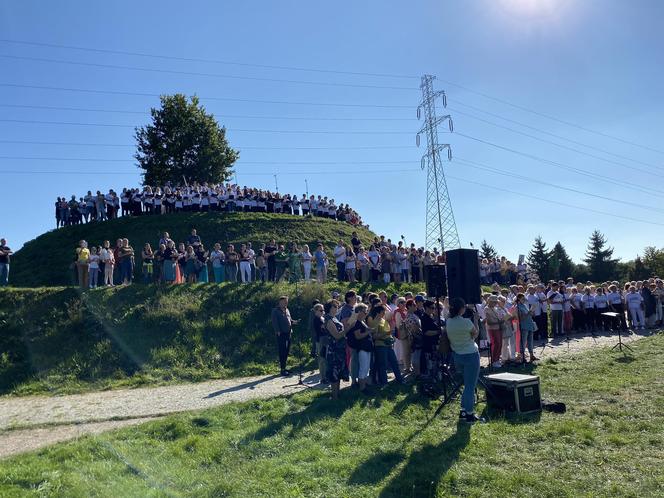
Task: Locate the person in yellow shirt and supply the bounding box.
[75,240,90,288]
[369,305,403,386]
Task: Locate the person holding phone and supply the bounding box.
[446,297,484,423]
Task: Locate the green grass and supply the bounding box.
[0,281,424,396]
[10,212,378,287]
[1,334,662,497]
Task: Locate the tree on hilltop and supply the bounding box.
[583,230,618,282]
[642,246,664,277]
[479,239,497,260]
[135,94,239,186]
[549,241,574,281]
[527,236,551,281]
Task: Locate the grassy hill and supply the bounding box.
[0,281,424,396]
[1,335,662,496]
[10,212,378,287]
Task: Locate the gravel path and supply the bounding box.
[0,329,651,459]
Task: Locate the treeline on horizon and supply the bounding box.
[479,230,664,283]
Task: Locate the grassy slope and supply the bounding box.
[1,335,662,497]
[10,212,377,287]
[0,282,424,396]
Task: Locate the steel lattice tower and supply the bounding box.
[417,74,460,252]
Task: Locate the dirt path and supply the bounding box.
[0,329,650,459]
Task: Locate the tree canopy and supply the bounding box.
[583,230,618,282]
[135,94,239,186]
[527,236,551,282]
[549,242,574,281]
[479,239,497,260]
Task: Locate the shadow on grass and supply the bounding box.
[242,389,368,444]
[204,374,281,398]
[348,421,471,497]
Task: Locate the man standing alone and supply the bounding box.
[334,240,346,281]
[0,239,12,286]
[272,296,299,376]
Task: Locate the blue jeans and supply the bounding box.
[121,259,133,283]
[375,346,403,385]
[520,329,534,356]
[0,263,9,286]
[213,266,225,283]
[453,351,480,414]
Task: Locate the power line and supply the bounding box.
[440,79,664,156]
[0,38,419,80]
[0,54,418,91]
[3,38,660,155]
[454,132,664,197]
[454,156,664,215]
[445,174,664,228]
[0,168,420,176]
[0,118,426,135]
[0,83,413,108]
[0,156,416,165]
[0,103,414,121]
[450,100,664,171]
[0,139,415,150]
[449,106,663,176]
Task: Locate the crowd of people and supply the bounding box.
[55,183,364,228]
[271,276,663,421]
[70,228,457,288]
[479,256,535,286]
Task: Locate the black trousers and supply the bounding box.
[551,310,563,336]
[584,308,596,330]
[535,313,548,340]
[572,309,584,331]
[612,303,628,330]
[336,262,345,281]
[277,333,291,371]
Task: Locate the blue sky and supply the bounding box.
[1,0,663,261]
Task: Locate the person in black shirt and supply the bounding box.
[420,300,442,376]
[351,231,361,253]
[0,239,12,286]
[345,303,372,393]
[264,239,277,281]
[187,228,201,248]
[309,302,326,383]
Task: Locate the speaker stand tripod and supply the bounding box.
[610,325,633,355]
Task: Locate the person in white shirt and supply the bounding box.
[209,192,219,211]
[200,192,210,212]
[333,241,346,282]
[210,244,226,283]
[536,284,549,341]
[561,284,573,334]
[570,288,584,332]
[594,287,610,331]
[581,287,596,333]
[301,245,313,280]
[309,195,318,216]
[242,242,254,280]
[526,285,542,340]
[547,283,564,337]
[239,244,252,283]
[100,240,115,286]
[607,284,627,330]
[625,286,645,330]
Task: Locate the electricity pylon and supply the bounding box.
[417,74,460,252]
